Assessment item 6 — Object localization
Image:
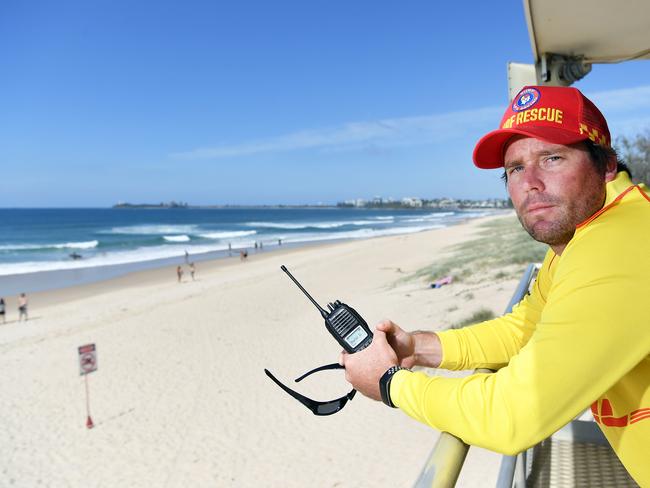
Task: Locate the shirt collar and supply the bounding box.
[604,171,634,207]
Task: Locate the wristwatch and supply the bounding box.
[379,365,409,408]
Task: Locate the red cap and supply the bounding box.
[473,85,610,169]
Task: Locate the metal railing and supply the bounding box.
[413,263,540,488]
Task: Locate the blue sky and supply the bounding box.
[1,1,649,207]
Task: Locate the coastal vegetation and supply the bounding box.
[113,201,189,209]
[414,216,547,284]
[618,130,650,186]
[451,308,495,329]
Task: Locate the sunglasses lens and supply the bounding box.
[316,401,343,415]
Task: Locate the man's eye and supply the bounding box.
[507,165,523,175]
[545,155,561,163]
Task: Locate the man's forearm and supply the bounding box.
[411,331,442,368]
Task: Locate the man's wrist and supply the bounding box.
[379,365,409,408]
[412,331,442,368]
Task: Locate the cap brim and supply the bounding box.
[473,126,588,169]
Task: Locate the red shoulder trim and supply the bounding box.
[576,185,644,229]
[639,185,650,203]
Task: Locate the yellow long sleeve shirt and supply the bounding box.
[391,172,650,486]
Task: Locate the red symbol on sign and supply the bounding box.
[78,343,97,376]
[81,353,96,373]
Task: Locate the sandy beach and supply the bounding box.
[0,213,521,487]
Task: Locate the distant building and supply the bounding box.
[337,196,511,209]
[401,197,423,207]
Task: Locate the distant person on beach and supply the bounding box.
[240,250,248,261]
[184,250,189,264]
[0,298,5,324]
[340,86,649,485]
[190,262,195,280]
[176,266,183,283]
[278,238,282,246]
[228,243,232,256]
[18,293,28,322]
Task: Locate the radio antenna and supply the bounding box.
[281,265,329,319]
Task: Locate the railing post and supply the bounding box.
[413,433,469,488]
[495,456,517,488]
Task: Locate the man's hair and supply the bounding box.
[583,140,632,177]
[501,140,633,182]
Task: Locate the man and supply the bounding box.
[340,86,649,485]
[18,293,28,321]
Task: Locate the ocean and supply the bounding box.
[0,207,497,294]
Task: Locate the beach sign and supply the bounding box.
[78,343,97,429]
[78,343,98,375]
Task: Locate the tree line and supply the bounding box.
[618,130,650,186]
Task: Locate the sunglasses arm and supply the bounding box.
[264,369,314,405]
[294,362,344,382]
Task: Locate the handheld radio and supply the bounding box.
[281,265,373,353]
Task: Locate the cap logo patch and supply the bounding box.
[512,88,540,112]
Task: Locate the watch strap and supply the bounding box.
[379,365,408,408]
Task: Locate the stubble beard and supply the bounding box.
[517,209,575,246]
[516,190,606,247]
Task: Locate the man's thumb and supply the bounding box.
[375,320,393,333]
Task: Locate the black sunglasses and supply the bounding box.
[264,363,356,416]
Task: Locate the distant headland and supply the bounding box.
[113,197,512,210]
[113,201,189,209]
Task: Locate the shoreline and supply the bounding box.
[0,239,314,297]
[0,211,510,299]
[4,241,327,312]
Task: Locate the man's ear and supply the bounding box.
[604,155,618,182]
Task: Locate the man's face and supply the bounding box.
[504,136,610,252]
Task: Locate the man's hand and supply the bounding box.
[376,320,417,369]
[339,329,398,401]
[377,320,443,369]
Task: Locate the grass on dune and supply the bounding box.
[451,308,495,329]
[414,217,547,284]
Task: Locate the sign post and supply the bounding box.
[78,343,98,429]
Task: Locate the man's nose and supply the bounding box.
[521,165,545,192]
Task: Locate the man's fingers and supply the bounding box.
[371,329,392,350]
[375,320,394,333]
[339,350,347,366]
[373,329,388,341]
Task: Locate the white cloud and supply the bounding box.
[170,106,502,160]
[608,116,650,139]
[169,84,650,160]
[586,85,650,138]
[587,85,650,112]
